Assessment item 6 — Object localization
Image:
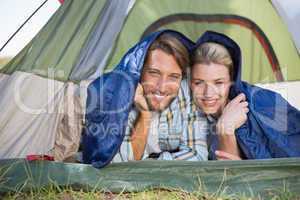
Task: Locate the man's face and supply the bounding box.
[140,49,182,112]
[191,62,231,116]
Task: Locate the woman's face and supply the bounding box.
[191,62,231,116]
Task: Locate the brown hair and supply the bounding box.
[146,33,190,76]
[191,42,234,80]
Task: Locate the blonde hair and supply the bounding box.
[191,42,234,80]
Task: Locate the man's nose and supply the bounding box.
[156,78,168,94]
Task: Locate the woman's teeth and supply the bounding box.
[203,99,217,106]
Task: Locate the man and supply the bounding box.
[82,30,208,168]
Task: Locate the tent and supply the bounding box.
[1,158,300,198]
[0,0,300,196]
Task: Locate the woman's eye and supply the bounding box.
[215,81,224,85]
[169,75,181,81]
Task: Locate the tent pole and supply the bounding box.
[0,0,48,53]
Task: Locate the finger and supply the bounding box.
[216,154,231,160]
[240,101,248,107]
[216,157,228,161]
[233,93,246,103]
[136,83,144,95]
[134,84,150,111]
[215,150,241,160]
[215,150,229,158]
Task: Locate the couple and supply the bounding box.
[82,30,300,168]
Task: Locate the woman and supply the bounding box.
[190,31,300,160]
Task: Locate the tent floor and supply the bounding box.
[1,158,300,197]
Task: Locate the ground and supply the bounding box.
[2,186,300,200]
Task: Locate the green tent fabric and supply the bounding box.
[1,0,299,83]
[1,158,300,197]
[106,0,300,83]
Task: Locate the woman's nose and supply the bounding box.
[203,83,217,97]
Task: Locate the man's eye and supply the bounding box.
[148,70,160,75]
[215,81,224,85]
[194,80,204,85]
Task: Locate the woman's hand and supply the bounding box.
[134,83,149,111]
[215,150,242,160]
[217,93,249,135]
[215,93,248,158]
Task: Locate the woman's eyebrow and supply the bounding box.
[215,78,226,81]
[191,78,227,81]
[169,72,181,76]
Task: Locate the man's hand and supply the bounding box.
[217,93,249,135]
[134,83,149,111]
[215,150,242,160]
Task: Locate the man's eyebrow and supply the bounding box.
[191,78,204,81]
[144,65,160,70]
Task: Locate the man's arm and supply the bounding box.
[131,111,152,160]
[158,111,209,161]
[130,83,153,160]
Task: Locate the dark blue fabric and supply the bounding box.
[82,30,194,168]
[199,31,300,159]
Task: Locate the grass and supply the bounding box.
[0,188,251,200]
[2,189,196,200]
[2,188,300,200]
[1,182,300,200]
[1,160,300,200]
